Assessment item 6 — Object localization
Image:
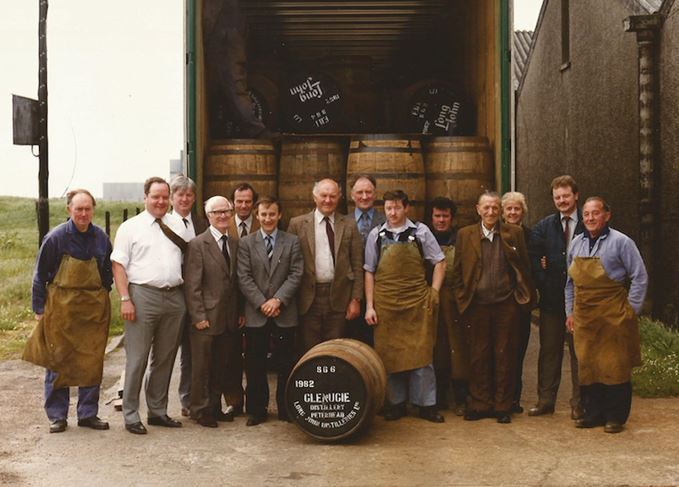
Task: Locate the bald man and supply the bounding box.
[287,178,364,352]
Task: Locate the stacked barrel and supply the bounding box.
[203,59,495,225]
[203,134,493,227]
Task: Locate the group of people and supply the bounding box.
[25,172,648,436]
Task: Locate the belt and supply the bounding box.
[131,282,182,292]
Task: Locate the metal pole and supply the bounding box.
[37,0,49,246]
[624,14,663,316]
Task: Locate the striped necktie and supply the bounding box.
[265,235,274,261]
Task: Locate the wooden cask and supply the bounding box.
[286,339,387,442]
[278,137,347,226]
[424,136,494,226]
[204,139,278,200]
[347,135,426,222]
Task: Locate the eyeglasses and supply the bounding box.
[208,209,234,216]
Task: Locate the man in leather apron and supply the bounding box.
[364,190,446,423]
[565,197,647,434]
[25,189,112,434]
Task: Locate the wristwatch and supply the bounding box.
[120,296,131,302]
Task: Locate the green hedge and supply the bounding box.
[632,317,679,397]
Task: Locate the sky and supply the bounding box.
[0,1,543,198]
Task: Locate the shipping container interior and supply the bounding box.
[192,0,504,222]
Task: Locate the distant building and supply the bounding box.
[102,183,144,201]
[516,0,679,322]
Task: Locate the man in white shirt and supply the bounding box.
[287,179,364,352]
[111,177,189,435]
[168,175,208,418]
[528,175,584,419]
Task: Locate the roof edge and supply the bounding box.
[516,0,549,97]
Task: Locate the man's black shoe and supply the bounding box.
[246,414,267,427]
[49,419,67,434]
[197,415,218,428]
[215,410,235,422]
[571,405,585,420]
[125,422,148,435]
[575,418,605,429]
[147,415,182,428]
[464,410,492,421]
[511,402,524,414]
[77,416,109,430]
[419,406,445,423]
[527,404,555,416]
[496,411,512,424]
[384,403,407,421]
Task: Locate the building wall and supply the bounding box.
[102,183,144,202]
[516,0,641,240]
[658,0,679,323]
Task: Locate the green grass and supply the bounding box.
[0,196,141,359]
[632,317,679,397]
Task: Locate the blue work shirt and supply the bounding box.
[32,219,113,314]
[565,226,648,315]
[364,219,444,273]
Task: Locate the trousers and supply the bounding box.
[44,369,99,421]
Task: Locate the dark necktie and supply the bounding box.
[324,216,335,266]
[182,218,189,228]
[155,218,187,252]
[265,235,274,261]
[240,222,248,238]
[562,216,570,246]
[358,211,371,241]
[220,235,230,270]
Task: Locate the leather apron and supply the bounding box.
[438,244,468,380]
[373,239,438,374]
[568,256,641,385]
[23,255,111,388]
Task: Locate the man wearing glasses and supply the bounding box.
[184,196,241,427]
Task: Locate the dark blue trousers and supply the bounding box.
[44,369,100,421]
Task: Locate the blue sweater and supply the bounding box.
[31,219,113,314]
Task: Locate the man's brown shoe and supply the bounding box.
[604,421,624,433]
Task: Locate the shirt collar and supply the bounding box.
[235,214,253,228]
[66,218,94,235]
[140,210,163,225]
[260,228,278,240]
[314,209,334,224]
[209,225,228,242]
[354,207,374,221]
[480,222,497,239]
[584,225,610,241]
[560,210,579,223]
[380,218,416,233]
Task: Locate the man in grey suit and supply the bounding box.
[287,178,364,352]
[184,196,240,427]
[238,196,304,426]
[169,175,208,418]
[348,175,385,346]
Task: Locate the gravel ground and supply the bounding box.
[1,328,678,487]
